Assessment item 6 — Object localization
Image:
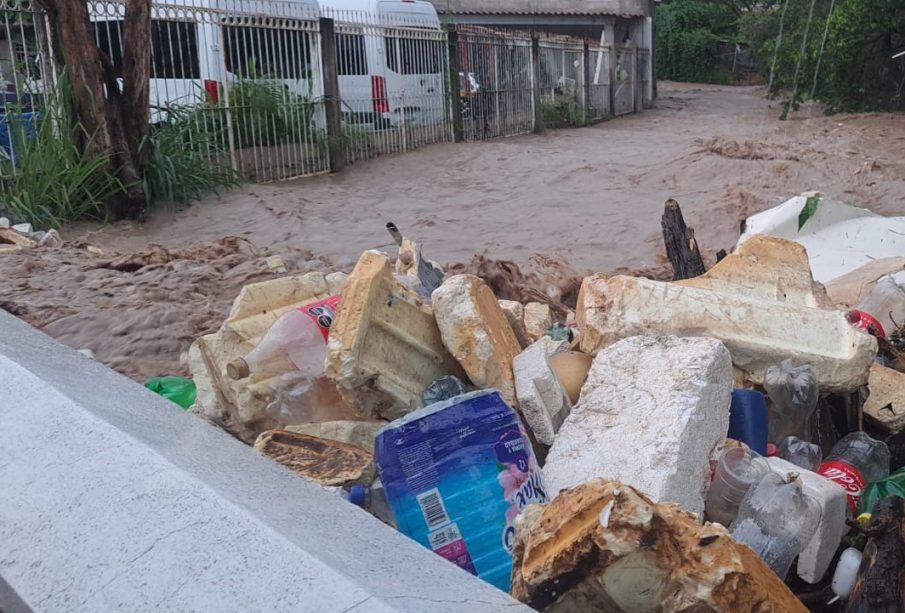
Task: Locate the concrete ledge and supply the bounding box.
[0,310,529,612]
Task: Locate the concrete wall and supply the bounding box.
[0,310,531,613]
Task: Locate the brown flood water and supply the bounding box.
[4,82,905,381]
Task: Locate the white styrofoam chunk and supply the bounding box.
[514,337,570,445]
[765,457,848,584]
[544,336,732,517]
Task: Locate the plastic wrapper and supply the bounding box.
[144,376,196,409]
[374,390,547,591]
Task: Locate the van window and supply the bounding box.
[223,25,312,79]
[384,37,441,74]
[93,19,200,79]
[336,34,367,76]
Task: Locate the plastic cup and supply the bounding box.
[705,447,769,526]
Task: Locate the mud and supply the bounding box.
[4,83,905,381]
[0,238,334,381]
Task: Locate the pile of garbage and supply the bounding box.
[180,193,905,611]
[0,218,63,251]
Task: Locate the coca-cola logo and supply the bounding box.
[818,460,865,512]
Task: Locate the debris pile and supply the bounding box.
[180,194,905,610]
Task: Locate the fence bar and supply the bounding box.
[319,17,344,173]
[531,35,543,133]
[447,26,464,142]
[583,40,590,123]
[605,20,616,119]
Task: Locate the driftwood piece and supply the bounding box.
[845,496,905,613]
[661,198,706,280]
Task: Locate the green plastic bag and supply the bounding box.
[858,467,905,515]
[144,376,196,410]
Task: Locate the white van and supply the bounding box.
[88,0,322,123]
[318,0,445,128]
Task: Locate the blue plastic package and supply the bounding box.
[374,389,547,591]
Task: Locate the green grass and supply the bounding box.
[0,78,124,228]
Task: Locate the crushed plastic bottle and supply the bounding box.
[763,360,819,444]
[817,431,890,513]
[729,473,820,579]
[777,436,822,472]
[226,295,340,380]
[344,481,396,527]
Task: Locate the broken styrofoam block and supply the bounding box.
[12,222,32,235]
[254,430,375,487]
[511,479,808,613]
[544,336,732,516]
[576,274,877,392]
[765,456,848,584]
[514,337,571,446]
[498,299,530,348]
[325,271,348,296]
[739,192,905,283]
[285,420,385,451]
[679,234,834,309]
[432,274,523,408]
[864,363,905,434]
[325,251,466,421]
[523,302,552,342]
[189,271,349,443]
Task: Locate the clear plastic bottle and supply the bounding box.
[817,431,890,512]
[227,295,340,380]
[777,436,822,472]
[763,360,819,444]
[729,473,820,579]
[856,276,905,339]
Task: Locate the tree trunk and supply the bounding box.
[845,496,905,613]
[36,0,150,220]
[661,198,706,281]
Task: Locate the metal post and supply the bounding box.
[531,35,544,133]
[319,17,344,173]
[604,19,616,118]
[446,26,464,142]
[582,41,590,123]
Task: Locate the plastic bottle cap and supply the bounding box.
[831,547,863,600]
[226,358,250,380]
[766,443,778,457]
[348,485,367,508]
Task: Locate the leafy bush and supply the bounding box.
[141,106,242,206]
[0,81,123,228]
[656,0,738,84]
[740,0,905,112]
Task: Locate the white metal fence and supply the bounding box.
[0,1,650,184]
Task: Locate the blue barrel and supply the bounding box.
[728,389,768,455]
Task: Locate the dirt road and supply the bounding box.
[4,83,905,381]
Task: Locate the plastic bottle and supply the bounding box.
[777,436,822,472]
[856,276,905,339]
[344,482,396,527]
[763,360,819,444]
[729,473,820,579]
[705,446,769,526]
[227,295,340,380]
[817,431,890,513]
[828,547,863,604]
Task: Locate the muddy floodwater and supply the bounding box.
[4,82,905,381]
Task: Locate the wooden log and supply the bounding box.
[845,496,905,613]
[661,198,706,280]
